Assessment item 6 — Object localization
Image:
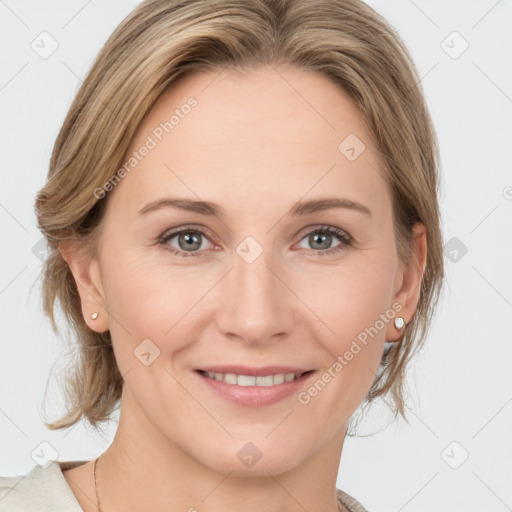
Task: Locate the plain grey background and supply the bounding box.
[1,1,511,511]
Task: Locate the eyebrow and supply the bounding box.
[137,197,372,218]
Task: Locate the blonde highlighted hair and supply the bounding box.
[35,0,444,432]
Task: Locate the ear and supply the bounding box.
[58,240,109,333]
[385,222,427,342]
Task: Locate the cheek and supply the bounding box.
[293,254,396,401]
[99,248,174,342]
[99,247,212,372]
[294,253,397,344]
[103,236,191,306]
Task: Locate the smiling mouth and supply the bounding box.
[195,369,314,387]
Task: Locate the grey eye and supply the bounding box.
[167,230,208,252]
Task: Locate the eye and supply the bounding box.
[295,225,353,256]
[158,224,353,258]
[159,226,214,257]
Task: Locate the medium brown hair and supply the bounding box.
[35,0,444,433]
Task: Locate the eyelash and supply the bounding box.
[158,224,353,258]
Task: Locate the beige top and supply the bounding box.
[0,460,369,511]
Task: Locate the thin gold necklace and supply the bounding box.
[94,455,104,512]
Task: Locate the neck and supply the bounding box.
[95,388,347,512]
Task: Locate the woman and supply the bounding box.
[0,0,443,510]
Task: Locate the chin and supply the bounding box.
[208,455,302,478]
[196,437,309,477]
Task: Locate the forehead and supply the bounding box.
[108,65,389,218]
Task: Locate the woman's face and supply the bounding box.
[66,65,425,476]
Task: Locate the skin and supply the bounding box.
[59,64,427,512]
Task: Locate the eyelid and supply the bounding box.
[158,224,218,244]
[294,223,352,241]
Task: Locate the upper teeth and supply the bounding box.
[205,372,301,386]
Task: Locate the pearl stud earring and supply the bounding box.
[91,312,99,320]
[394,317,406,330]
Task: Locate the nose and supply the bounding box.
[215,246,297,345]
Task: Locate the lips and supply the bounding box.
[193,366,317,407]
